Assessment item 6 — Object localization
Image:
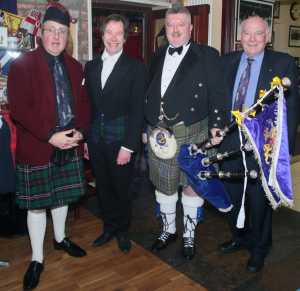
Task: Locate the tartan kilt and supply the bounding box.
[15,149,86,209]
[148,118,215,195]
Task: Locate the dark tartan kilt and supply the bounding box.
[15,149,86,209]
[148,118,216,195]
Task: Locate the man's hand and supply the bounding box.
[210,128,224,146]
[48,129,83,150]
[116,148,132,165]
[83,143,89,160]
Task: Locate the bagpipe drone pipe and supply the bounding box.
[177,77,294,213]
[177,143,256,213]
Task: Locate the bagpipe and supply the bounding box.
[178,77,294,225]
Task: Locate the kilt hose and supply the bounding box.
[148,118,213,195]
[15,149,86,209]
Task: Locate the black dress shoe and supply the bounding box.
[183,237,195,260]
[219,240,244,254]
[23,261,44,290]
[92,232,114,247]
[116,233,131,253]
[151,232,178,251]
[53,238,86,257]
[246,255,264,272]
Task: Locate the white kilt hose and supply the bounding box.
[148,118,209,195]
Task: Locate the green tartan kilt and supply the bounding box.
[15,149,86,209]
[148,118,216,195]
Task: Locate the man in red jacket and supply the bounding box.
[8,3,90,290]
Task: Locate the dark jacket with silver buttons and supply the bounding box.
[144,42,225,128]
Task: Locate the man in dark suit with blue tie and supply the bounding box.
[144,5,224,260]
[219,16,299,272]
[85,14,147,253]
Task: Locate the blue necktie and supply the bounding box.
[234,58,254,111]
[53,57,74,129]
[51,57,76,166]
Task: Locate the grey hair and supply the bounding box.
[165,4,191,23]
[241,15,270,34]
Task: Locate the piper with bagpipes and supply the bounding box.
[178,76,293,219]
[178,16,300,272]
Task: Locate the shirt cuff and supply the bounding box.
[121,146,134,153]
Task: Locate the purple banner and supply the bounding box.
[243,87,293,209]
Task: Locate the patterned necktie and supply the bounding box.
[53,57,74,129]
[168,46,183,55]
[233,58,254,111]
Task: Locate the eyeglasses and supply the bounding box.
[43,27,68,36]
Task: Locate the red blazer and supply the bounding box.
[8,46,90,165]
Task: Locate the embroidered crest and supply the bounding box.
[263,119,277,165]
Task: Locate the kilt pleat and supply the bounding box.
[16,149,86,209]
[148,119,211,195]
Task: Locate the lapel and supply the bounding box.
[163,43,199,97]
[228,53,242,93]
[64,52,78,95]
[225,52,242,120]
[88,56,102,111]
[147,48,166,97]
[35,47,56,113]
[255,50,273,101]
[95,57,103,95]
[102,52,130,93]
[147,43,200,98]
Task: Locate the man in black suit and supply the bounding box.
[144,5,224,260]
[85,14,147,253]
[219,16,299,272]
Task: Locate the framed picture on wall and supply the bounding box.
[288,25,300,47]
[273,1,280,19]
[236,0,274,42]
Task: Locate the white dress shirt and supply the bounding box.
[101,49,123,89]
[161,42,190,97]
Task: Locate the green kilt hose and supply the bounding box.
[148,118,214,195]
[16,149,86,209]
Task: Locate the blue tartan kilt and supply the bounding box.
[15,149,86,209]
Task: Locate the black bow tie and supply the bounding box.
[168,46,183,55]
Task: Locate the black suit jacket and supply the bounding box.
[145,42,225,128]
[220,49,299,157]
[85,52,147,152]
